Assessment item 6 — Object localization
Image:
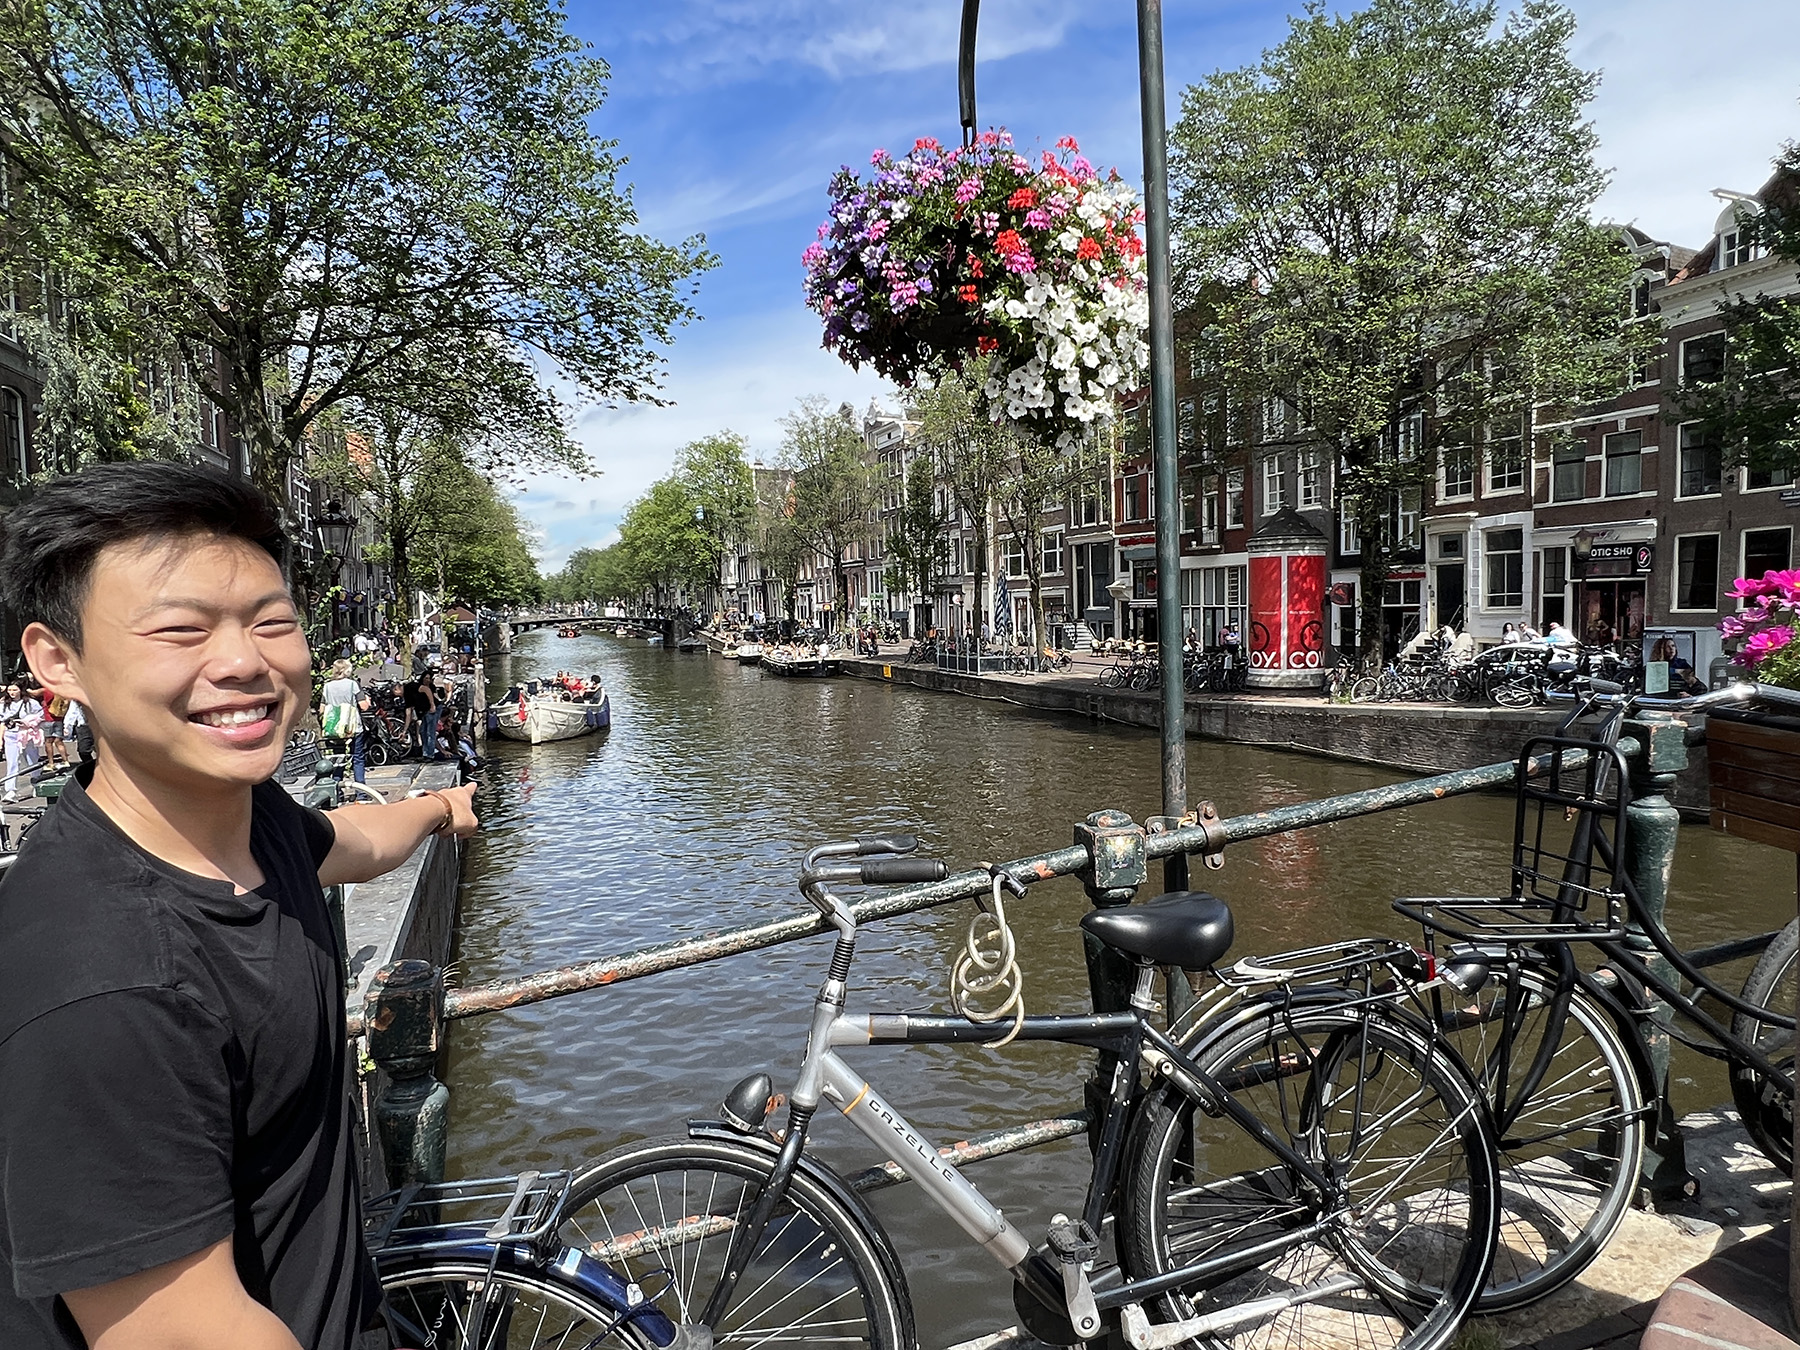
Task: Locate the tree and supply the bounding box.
[548,546,633,606]
[1171,0,1652,659]
[883,452,949,637]
[779,397,874,632]
[915,361,1008,641]
[676,432,756,614]
[753,469,810,629]
[412,464,541,608]
[615,478,711,609]
[0,0,713,499]
[1672,147,1800,476]
[995,432,1099,655]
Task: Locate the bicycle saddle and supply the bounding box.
[1080,891,1234,969]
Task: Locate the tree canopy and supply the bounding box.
[1171,0,1650,655]
[779,397,874,628]
[0,0,714,496]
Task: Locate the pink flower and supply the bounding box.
[955,177,982,204]
[1056,135,1080,152]
[1744,625,1795,662]
[866,218,889,241]
[870,149,888,165]
[913,136,941,153]
[1024,209,1050,230]
[802,242,827,268]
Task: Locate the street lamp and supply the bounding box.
[315,499,356,641]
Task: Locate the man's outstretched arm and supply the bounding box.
[64,1238,303,1350]
[318,781,478,885]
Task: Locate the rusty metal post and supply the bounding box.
[1622,714,1695,1200]
[365,959,450,1192]
[1075,809,1146,1153]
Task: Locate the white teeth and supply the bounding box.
[195,705,271,728]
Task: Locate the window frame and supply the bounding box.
[1439,443,1476,502]
[1225,467,1245,529]
[1680,333,1726,385]
[1551,438,1587,503]
[1485,419,1526,494]
[1741,526,1793,586]
[1041,528,1064,577]
[1676,422,1724,499]
[1602,429,1643,497]
[1261,454,1287,514]
[1744,464,1797,493]
[1483,527,1525,610]
[1297,448,1324,510]
[1671,533,1721,613]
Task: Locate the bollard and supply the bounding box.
[1622,713,1696,1200]
[1075,810,1146,1152]
[365,959,450,1194]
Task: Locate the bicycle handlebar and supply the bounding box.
[855,832,919,856]
[859,857,950,885]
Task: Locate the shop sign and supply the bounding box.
[1781,489,1800,507]
[1580,542,1654,578]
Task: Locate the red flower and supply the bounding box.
[1007,187,1038,210]
[1076,237,1103,262]
[994,229,1024,256]
[958,285,979,303]
[968,255,985,279]
[977,335,999,353]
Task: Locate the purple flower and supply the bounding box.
[1025,208,1050,230]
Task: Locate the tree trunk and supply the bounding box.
[1356,496,1388,665]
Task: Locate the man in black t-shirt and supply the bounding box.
[0,464,477,1350]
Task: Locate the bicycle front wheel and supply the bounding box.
[1122,1004,1496,1350]
[557,1135,912,1350]
[1436,962,1646,1311]
[1731,918,1796,1171]
[380,1256,662,1350]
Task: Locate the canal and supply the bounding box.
[446,628,1793,1347]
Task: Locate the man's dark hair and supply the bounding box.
[0,461,290,651]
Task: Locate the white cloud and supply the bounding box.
[518,309,892,571]
[1575,0,1798,246]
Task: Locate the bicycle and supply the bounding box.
[549,835,1500,1350]
[368,1170,675,1350]
[1392,678,1796,1312]
[302,751,387,809]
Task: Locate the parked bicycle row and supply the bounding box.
[1326,639,1655,706]
[359,676,1798,1350]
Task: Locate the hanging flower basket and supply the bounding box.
[1708,568,1800,852]
[803,131,1149,449]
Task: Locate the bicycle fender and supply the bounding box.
[686,1118,914,1309]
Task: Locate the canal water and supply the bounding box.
[447,628,1793,1347]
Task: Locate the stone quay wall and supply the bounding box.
[843,657,1712,815]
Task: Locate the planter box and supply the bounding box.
[1707,705,1800,853]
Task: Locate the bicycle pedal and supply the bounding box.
[1045,1216,1102,1340]
[1045,1216,1100,1266]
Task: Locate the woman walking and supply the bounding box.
[318,658,370,783]
[1,681,43,802]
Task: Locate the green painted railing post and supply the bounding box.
[1075,809,1146,1153]
[1623,713,1697,1200]
[365,959,450,1193]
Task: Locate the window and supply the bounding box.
[0,386,22,482]
[1339,508,1360,556]
[1552,439,1587,502]
[1440,444,1475,500]
[1396,411,1423,462]
[1681,334,1725,384]
[1603,430,1642,496]
[1720,230,1759,270]
[1200,564,1246,646]
[1178,397,1195,448]
[1438,534,1464,559]
[1747,464,1797,491]
[1123,474,1145,522]
[1388,486,1421,550]
[1629,274,1653,320]
[1678,424,1722,497]
[1485,528,1524,608]
[1002,534,1026,579]
[1180,482,1196,533]
[1262,393,1288,443]
[1041,530,1064,576]
[1297,449,1324,509]
[1261,455,1287,513]
[1674,535,1720,611]
[1078,483,1106,527]
[1225,468,1245,528]
[1201,475,1220,545]
[1486,419,1525,492]
[1743,528,1792,583]
[1539,546,1567,627]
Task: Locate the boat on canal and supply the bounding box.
[761,644,841,677]
[489,676,611,744]
[732,641,764,665]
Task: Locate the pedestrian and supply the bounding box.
[402,674,431,756]
[0,460,478,1349]
[0,681,42,802]
[318,657,370,783]
[420,677,443,760]
[41,689,69,770]
[1544,620,1576,646]
[1501,622,1519,645]
[63,698,93,764]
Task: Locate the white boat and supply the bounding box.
[488,681,612,744]
[734,641,764,665]
[761,645,841,677]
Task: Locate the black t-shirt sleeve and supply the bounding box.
[0,988,237,1298]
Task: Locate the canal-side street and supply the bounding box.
[442,630,1796,1349]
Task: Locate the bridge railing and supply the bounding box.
[357,709,1727,1205]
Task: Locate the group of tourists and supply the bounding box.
[0,675,91,801]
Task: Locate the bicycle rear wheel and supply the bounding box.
[556,1134,912,1350]
[1435,962,1645,1310]
[379,1256,661,1350]
[1731,918,1796,1171]
[1122,1004,1496,1350]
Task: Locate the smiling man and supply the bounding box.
[0,463,476,1350]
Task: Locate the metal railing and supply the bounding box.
[357,712,1721,1205]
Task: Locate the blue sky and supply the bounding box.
[519,0,1800,570]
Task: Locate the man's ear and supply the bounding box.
[22,621,90,708]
